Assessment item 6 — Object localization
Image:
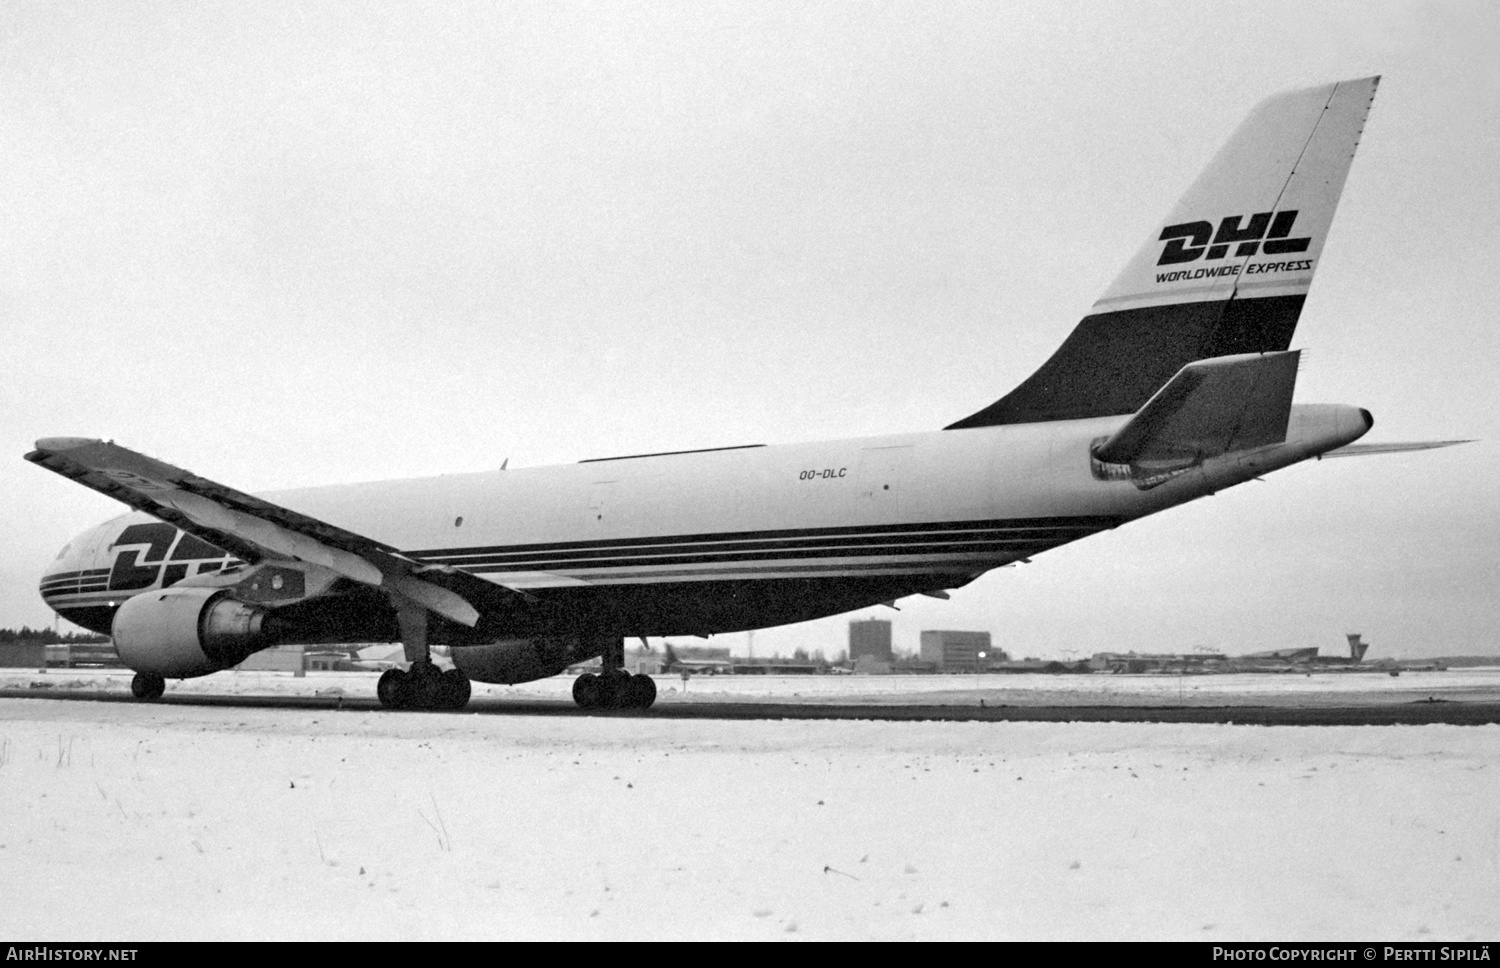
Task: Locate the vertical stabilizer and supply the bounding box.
[949,77,1379,429]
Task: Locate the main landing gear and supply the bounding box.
[572,636,657,710]
[572,670,656,710]
[375,600,472,711]
[131,672,165,700]
[376,662,471,711]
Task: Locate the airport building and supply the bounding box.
[919,630,998,673]
[848,619,893,663]
[0,641,45,668]
[236,644,306,674]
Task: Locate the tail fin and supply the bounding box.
[948,76,1379,429]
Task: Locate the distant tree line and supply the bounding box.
[0,626,108,645]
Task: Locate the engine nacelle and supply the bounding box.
[113,587,274,678]
[452,637,597,685]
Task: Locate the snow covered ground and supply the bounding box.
[2,670,1499,940]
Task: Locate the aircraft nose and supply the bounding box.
[39,561,74,609]
[38,534,103,609]
[39,561,69,609]
[41,545,72,583]
[1359,408,1374,432]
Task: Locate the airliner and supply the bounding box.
[660,643,735,676]
[28,76,1459,711]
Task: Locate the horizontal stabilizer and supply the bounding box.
[1321,440,1474,458]
[1091,351,1301,466]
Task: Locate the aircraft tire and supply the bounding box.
[131,672,165,701]
[440,668,471,710]
[377,668,407,709]
[572,673,601,709]
[601,671,634,709]
[406,664,445,710]
[629,673,657,710]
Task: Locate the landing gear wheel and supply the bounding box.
[379,665,470,711]
[377,668,406,709]
[576,672,656,710]
[573,639,655,711]
[573,673,602,709]
[439,669,472,711]
[130,672,165,701]
[600,671,633,709]
[406,662,444,710]
[627,673,657,710]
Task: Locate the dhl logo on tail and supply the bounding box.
[1157,211,1312,265]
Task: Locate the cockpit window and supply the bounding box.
[54,542,72,561]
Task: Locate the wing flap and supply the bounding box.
[1092,351,1300,466]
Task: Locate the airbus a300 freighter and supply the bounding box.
[29,76,1449,710]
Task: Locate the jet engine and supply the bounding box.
[112,587,275,678]
[451,636,596,685]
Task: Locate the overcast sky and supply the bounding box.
[2,1,1496,659]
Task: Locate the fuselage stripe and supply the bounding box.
[497,562,993,581]
[407,515,1123,559]
[445,536,1080,572]
[422,529,1093,563]
[39,568,112,582]
[39,579,111,592]
[463,544,1064,578]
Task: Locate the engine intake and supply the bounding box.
[113,587,274,678]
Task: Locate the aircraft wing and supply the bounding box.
[1091,351,1300,466]
[24,437,497,627]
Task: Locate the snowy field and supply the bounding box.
[2,670,1499,941]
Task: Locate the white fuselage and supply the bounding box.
[39,404,1369,639]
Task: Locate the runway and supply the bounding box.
[4,667,1500,724]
